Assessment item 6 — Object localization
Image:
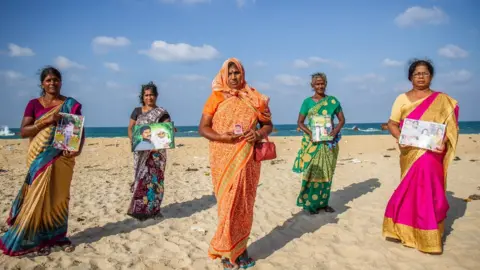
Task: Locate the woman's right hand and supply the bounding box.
[218,132,241,143]
[45,112,61,125]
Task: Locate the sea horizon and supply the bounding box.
[1,121,480,139]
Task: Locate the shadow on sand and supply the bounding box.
[70,194,216,245]
[444,191,468,241]
[248,178,381,260]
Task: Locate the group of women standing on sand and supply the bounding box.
[0,58,459,269]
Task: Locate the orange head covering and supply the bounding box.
[211,58,272,122]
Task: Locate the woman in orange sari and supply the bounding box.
[199,58,273,269]
[383,59,459,254]
[0,66,84,256]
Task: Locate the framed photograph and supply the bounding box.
[132,122,175,152]
[309,115,333,142]
[399,118,446,150]
[52,113,85,152]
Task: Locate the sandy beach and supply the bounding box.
[0,135,479,270]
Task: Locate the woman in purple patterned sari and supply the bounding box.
[127,82,171,221]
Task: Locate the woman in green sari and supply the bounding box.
[293,72,346,214]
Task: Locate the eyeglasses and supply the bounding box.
[413,72,430,78]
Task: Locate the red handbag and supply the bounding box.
[254,137,277,162]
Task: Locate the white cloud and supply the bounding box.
[293,57,343,69]
[92,36,131,53]
[343,73,385,84]
[139,40,219,62]
[104,62,121,72]
[293,59,309,69]
[173,74,209,81]
[54,56,86,70]
[382,58,403,67]
[439,69,472,84]
[1,70,24,80]
[236,0,246,7]
[254,60,267,67]
[438,44,468,59]
[395,6,448,27]
[7,43,35,57]
[275,74,305,86]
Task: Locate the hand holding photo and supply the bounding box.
[233,124,243,135]
[310,115,333,142]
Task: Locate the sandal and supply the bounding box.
[237,253,256,269]
[37,247,51,256]
[221,258,238,270]
[63,245,75,253]
[324,206,335,213]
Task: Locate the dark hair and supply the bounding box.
[407,59,434,81]
[139,81,158,105]
[39,66,62,96]
[140,125,151,133]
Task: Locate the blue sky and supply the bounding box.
[1,0,479,127]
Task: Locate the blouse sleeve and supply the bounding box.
[390,95,405,123]
[202,92,224,116]
[299,99,310,116]
[130,108,139,121]
[23,99,36,118]
[333,98,342,114]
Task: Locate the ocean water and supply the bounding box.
[1,122,480,139]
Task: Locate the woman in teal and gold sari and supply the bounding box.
[293,72,345,214]
[0,67,84,256]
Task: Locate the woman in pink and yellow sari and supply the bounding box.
[383,59,459,254]
[0,67,84,256]
[199,58,273,269]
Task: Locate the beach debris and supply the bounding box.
[470,159,478,162]
[87,143,99,146]
[186,167,199,172]
[350,159,361,164]
[340,158,353,161]
[270,159,286,165]
[468,194,480,200]
[477,186,480,191]
[190,225,207,235]
[384,155,391,158]
[454,156,461,161]
[204,172,210,176]
[176,144,185,147]
[172,162,180,166]
[76,217,86,222]
[0,169,7,173]
[83,165,100,169]
[387,148,396,151]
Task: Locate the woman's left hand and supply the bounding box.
[63,150,80,158]
[329,129,338,138]
[432,141,447,154]
[243,129,261,143]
